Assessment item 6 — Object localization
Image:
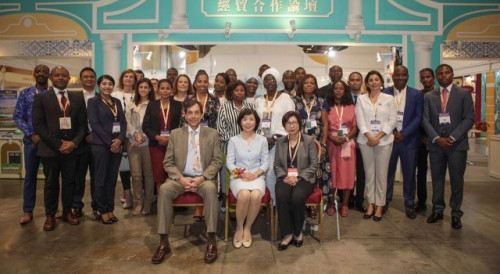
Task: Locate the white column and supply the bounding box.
[346,0,365,30]
[411,35,435,88]
[170,0,189,29]
[100,33,124,82]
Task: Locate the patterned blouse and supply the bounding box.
[216,100,254,153]
[293,95,331,141]
[181,93,220,129]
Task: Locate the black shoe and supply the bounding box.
[427,212,443,223]
[73,208,83,218]
[277,240,292,251]
[363,210,374,219]
[406,207,417,219]
[451,217,462,229]
[415,203,427,213]
[373,215,382,222]
[293,239,303,247]
[382,204,389,215]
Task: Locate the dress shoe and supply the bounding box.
[340,206,349,217]
[382,204,389,215]
[73,208,83,218]
[451,217,462,230]
[415,204,427,213]
[109,213,118,222]
[277,240,292,251]
[204,240,217,263]
[62,212,80,225]
[233,238,242,249]
[293,239,303,247]
[100,213,114,225]
[20,213,33,225]
[151,245,171,264]
[426,212,443,223]
[363,210,374,219]
[242,237,253,248]
[132,204,142,216]
[373,214,382,221]
[43,217,56,231]
[406,207,417,219]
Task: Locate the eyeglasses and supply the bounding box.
[264,78,276,84]
[286,121,299,126]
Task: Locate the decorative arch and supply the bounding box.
[447,14,500,42]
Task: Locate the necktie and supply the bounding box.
[191,130,201,171]
[441,88,448,112]
[59,91,67,114]
[354,95,358,104]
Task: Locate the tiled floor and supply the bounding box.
[0,139,499,273]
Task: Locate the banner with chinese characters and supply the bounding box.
[202,0,333,17]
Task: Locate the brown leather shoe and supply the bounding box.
[204,239,217,263]
[20,213,33,225]
[43,217,56,231]
[151,245,171,264]
[62,212,80,225]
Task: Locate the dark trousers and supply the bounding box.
[354,147,365,204]
[429,149,467,217]
[416,142,428,206]
[22,137,40,213]
[41,154,77,216]
[276,178,314,238]
[386,142,418,207]
[119,171,131,190]
[73,142,95,210]
[92,145,121,213]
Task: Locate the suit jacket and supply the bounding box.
[163,126,222,181]
[142,99,182,147]
[32,88,87,157]
[87,96,126,146]
[274,134,318,184]
[383,86,423,149]
[318,83,332,101]
[421,85,474,152]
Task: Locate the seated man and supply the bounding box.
[152,100,222,264]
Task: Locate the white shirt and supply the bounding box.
[111,90,134,114]
[355,93,398,146]
[83,89,96,108]
[394,86,407,131]
[254,92,295,136]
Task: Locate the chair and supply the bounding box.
[273,140,328,244]
[224,187,274,242]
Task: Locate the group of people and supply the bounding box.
[13,62,474,265]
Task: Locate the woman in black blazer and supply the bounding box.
[142,79,182,190]
[88,75,126,224]
[274,111,318,251]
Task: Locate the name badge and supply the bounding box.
[59,117,71,130]
[287,167,298,177]
[262,118,271,129]
[396,111,404,131]
[112,122,121,133]
[160,130,170,137]
[439,113,451,124]
[370,120,381,135]
[340,123,349,136]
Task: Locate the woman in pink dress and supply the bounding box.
[327,80,358,217]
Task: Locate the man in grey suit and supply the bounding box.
[152,100,222,264]
[422,64,474,229]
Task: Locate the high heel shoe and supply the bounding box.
[100,214,113,225]
[363,211,374,219]
[373,207,383,221]
[293,239,303,247]
[277,240,292,251]
[109,213,118,222]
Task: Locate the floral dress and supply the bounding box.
[180,94,220,129]
[293,95,332,196]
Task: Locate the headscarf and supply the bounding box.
[261,67,281,86]
[244,74,261,85]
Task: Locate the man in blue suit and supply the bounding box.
[422,64,474,229]
[384,65,424,219]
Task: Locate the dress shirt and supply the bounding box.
[83,89,96,107]
[355,93,397,146]
[13,85,49,138]
[54,87,70,110]
[183,125,203,176]
[394,86,407,131]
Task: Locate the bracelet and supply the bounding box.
[344,136,349,142]
[320,143,327,148]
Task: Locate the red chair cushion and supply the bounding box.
[228,187,271,204]
[306,187,322,204]
[173,192,204,204]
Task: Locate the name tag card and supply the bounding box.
[287,168,298,177]
[370,120,381,135]
[439,113,451,124]
[160,130,170,137]
[59,117,71,130]
[339,123,349,136]
[396,111,404,131]
[112,122,121,133]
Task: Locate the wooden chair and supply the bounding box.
[274,140,325,244]
[224,187,274,242]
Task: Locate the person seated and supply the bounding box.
[151,100,222,264]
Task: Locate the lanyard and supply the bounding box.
[160,100,170,131]
[370,94,379,118]
[122,92,133,113]
[334,105,344,124]
[102,98,118,120]
[301,96,315,119]
[288,133,301,165]
[196,93,209,113]
[264,91,278,112]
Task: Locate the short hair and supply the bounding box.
[364,70,385,93]
[167,67,178,73]
[348,71,363,80]
[282,111,302,128]
[435,64,453,75]
[184,99,203,113]
[158,78,172,88]
[328,80,354,106]
[282,70,295,79]
[296,74,318,97]
[237,108,260,132]
[295,66,305,73]
[150,78,158,82]
[134,78,155,105]
[97,74,115,86]
[118,69,137,90]
[172,74,193,96]
[225,80,247,101]
[215,72,230,85]
[134,69,144,75]
[193,70,209,93]
[419,68,435,77]
[79,67,96,78]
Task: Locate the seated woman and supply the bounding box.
[274,111,318,250]
[226,109,269,249]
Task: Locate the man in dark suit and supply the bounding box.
[318,65,343,100]
[384,65,424,219]
[32,66,87,231]
[422,64,474,229]
[152,100,222,265]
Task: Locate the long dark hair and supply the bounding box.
[134,78,155,105]
[327,80,353,106]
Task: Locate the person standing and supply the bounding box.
[318,65,343,100]
[415,68,435,212]
[422,64,474,230]
[13,64,50,224]
[32,66,87,231]
[72,67,97,218]
[384,66,424,219]
[348,72,366,212]
[166,67,178,84]
[280,70,297,97]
